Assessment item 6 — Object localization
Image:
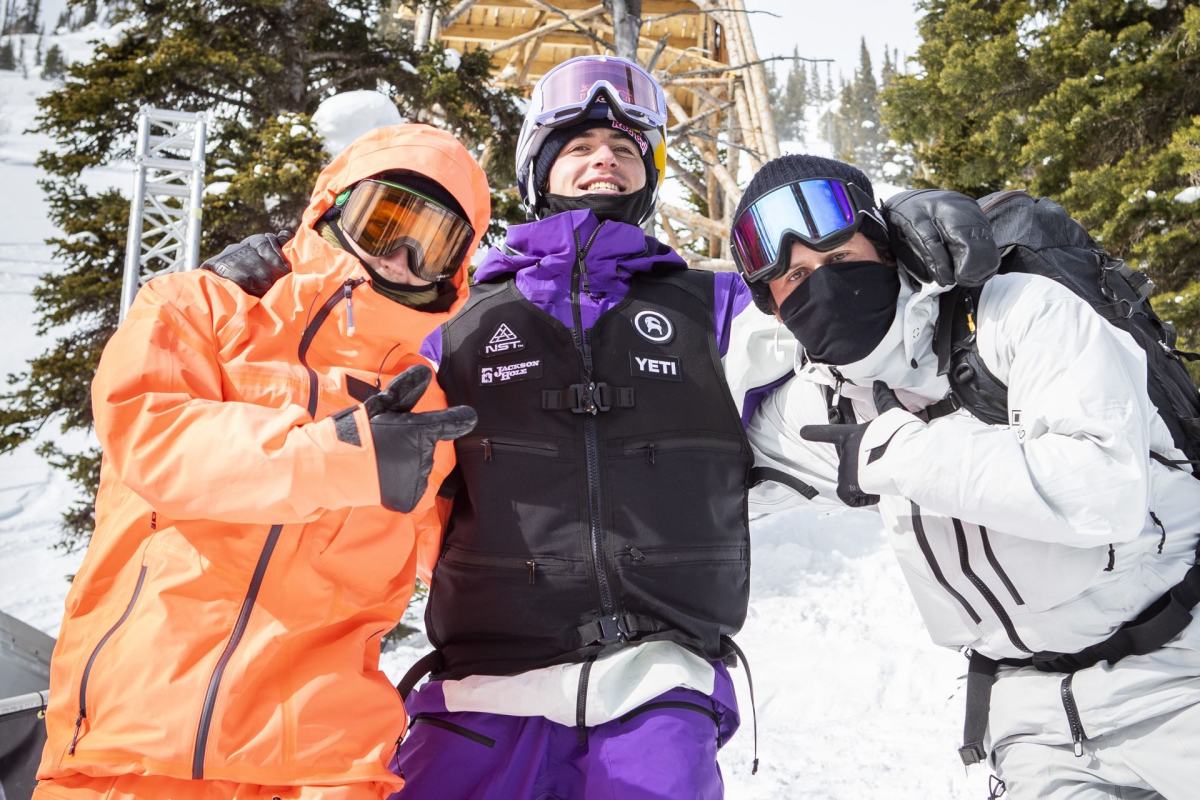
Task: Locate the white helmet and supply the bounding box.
[515,55,668,226]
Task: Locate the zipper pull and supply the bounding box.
[68,711,84,755]
[482,438,493,462]
[828,370,846,424]
[1072,732,1084,758]
[343,281,356,337]
[526,560,537,585]
[628,545,645,562]
[645,444,656,465]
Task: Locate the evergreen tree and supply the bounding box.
[40,41,62,79]
[0,0,521,549]
[0,38,13,70]
[884,0,1200,349]
[776,47,809,143]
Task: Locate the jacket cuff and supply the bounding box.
[298,406,382,511]
[858,408,924,497]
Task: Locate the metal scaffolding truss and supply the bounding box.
[120,107,207,320]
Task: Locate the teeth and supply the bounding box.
[586,181,621,192]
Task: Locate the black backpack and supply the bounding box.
[932,190,1200,476]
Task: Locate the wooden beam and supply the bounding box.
[728,0,778,158]
[660,202,728,239]
[486,4,605,53]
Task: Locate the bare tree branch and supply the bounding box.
[521,0,615,52]
[642,6,781,24]
[668,55,831,81]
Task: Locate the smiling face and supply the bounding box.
[767,232,888,315]
[546,127,647,197]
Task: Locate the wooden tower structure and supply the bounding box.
[393,0,781,270]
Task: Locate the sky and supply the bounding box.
[748,0,923,83]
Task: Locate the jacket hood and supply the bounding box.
[288,124,491,305]
[474,209,685,291]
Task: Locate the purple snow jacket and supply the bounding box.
[420,209,750,365]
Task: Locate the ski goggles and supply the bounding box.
[533,56,668,131]
[338,179,474,282]
[731,178,884,283]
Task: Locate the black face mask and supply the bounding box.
[542,191,649,226]
[778,260,900,366]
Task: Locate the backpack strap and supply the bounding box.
[931,286,1010,426]
[958,537,1200,764]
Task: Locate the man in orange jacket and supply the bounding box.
[32,124,490,800]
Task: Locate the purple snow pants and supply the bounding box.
[388,666,740,800]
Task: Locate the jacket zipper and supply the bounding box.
[953,518,1031,653]
[69,565,148,755]
[621,436,746,457]
[910,502,981,624]
[1060,673,1087,757]
[472,436,560,461]
[192,524,284,778]
[570,223,623,639]
[618,544,746,566]
[299,278,367,418]
[977,525,1025,606]
[194,279,359,777]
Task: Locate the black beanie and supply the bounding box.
[532,117,659,198]
[733,154,876,224]
[735,155,887,315]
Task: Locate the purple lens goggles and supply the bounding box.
[536,58,667,129]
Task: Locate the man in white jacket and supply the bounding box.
[725,154,1200,799]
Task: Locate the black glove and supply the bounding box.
[200,230,294,297]
[882,189,1000,287]
[799,382,908,507]
[364,365,478,513]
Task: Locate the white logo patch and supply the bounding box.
[630,352,682,382]
[633,310,674,344]
[483,322,525,356]
[479,358,543,386]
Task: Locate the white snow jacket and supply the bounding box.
[730,270,1200,749]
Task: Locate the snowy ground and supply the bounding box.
[0,26,989,799]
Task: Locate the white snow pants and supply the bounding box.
[991,700,1200,799]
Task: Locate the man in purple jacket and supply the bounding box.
[203,56,757,798]
[389,56,755,799]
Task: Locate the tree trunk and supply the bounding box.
[606,0,642,63]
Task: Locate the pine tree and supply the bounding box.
[1,1,521,550]
[884,0,1200,348]
[776,47,809,143]
[40,40,61,78]
[0,38,13,70]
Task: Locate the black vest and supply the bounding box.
[427,269,752,679]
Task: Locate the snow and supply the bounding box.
[0,26,988,799]
[1174,186,1200,204]
[311,90,405,158]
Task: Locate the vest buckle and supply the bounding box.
[569,382,611,415]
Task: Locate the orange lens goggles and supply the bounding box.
[339,179,475,282]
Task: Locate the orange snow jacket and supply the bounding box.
[36,124,489,791]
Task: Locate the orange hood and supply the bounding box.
[292,123,491,297]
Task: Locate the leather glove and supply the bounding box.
[799,382,915,507]
[200,230,293,297]
[364,365,478,513]
[882,189,1000,287]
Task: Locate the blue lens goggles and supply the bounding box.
[732,178,882,283]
